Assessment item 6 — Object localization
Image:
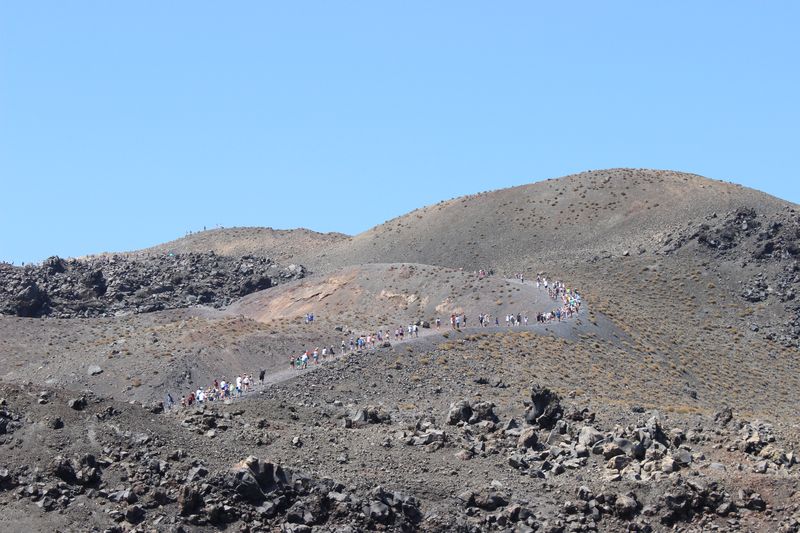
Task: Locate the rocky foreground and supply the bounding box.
[1,372,798,532]
[0,253,305,318]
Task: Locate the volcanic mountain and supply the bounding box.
[0,168,798,532]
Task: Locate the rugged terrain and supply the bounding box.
[0,253,305,318]
[0,168,798,532]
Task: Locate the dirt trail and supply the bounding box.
[191,279,589,402]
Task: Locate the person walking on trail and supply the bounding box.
[436,317,441,329]
[455,314,461,329]
[301,351,309,369]
[259,369,266,383]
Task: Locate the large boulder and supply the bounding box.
[578,426,605,447]
[50,456,76,482]
[615,493,640,518]
[469,401,499,424]
[11,282,49,317]
[349,405,392,425]
[225,456,290,503]
[525,385,562,429]
[447,400,473,425]
[178,484,203,516]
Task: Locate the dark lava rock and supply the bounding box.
[224,456,290,503]
[525,384,563,429]
[0,252,306,318]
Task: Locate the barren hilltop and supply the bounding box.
[0,168,798,532]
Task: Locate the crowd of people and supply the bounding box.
[165,371,266,410]
[537,276,582,322]
[166,273,583,410]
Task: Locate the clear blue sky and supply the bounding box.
[1,2,798,263]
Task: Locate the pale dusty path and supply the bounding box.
[224,278,587,399]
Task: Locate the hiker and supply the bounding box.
[436,317,441,329]
[259,369,266,383]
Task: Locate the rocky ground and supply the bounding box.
[669,206,800,347]
[0,345,798,532]
[0,168,798,532]
[0,252,305,318]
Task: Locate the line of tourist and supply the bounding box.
[166,372,265,410]
[167,275,582,409]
